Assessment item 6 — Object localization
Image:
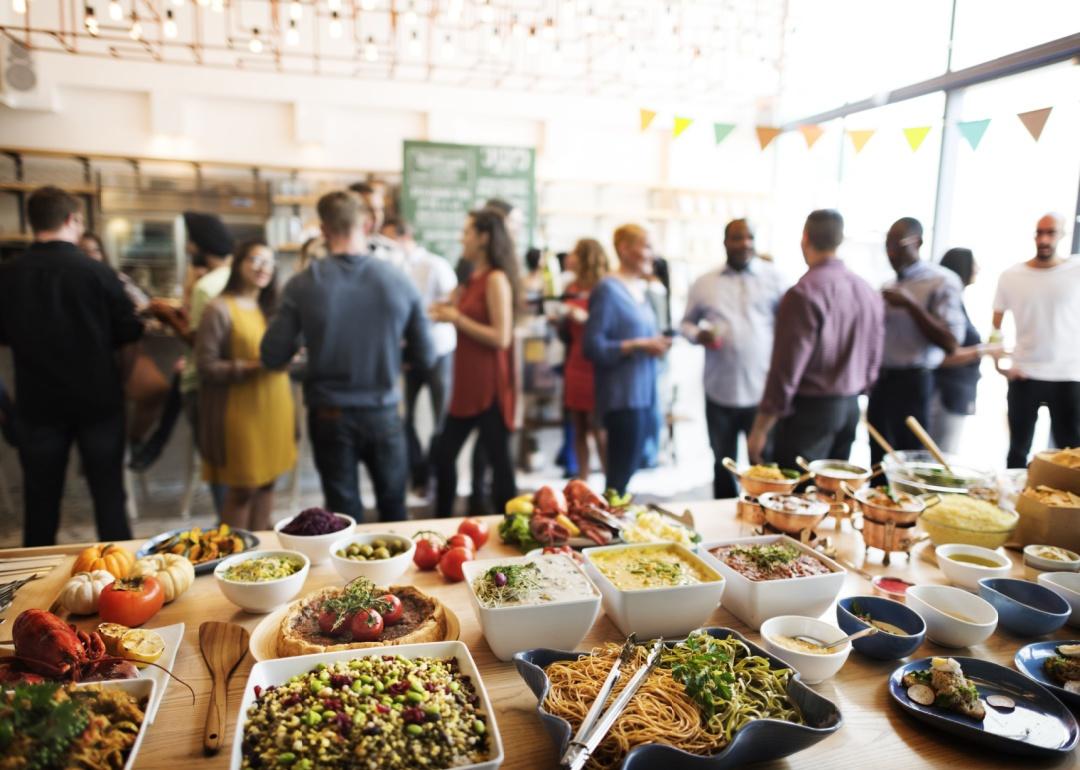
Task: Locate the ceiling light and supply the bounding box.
[170,0,182,6]
[195,0,208,6]
[84,6,99,35]
[289,0,302,20]
[360,0,375,9]
[511,15,524,38]
[12,0,26,14]
[614,15,627,38]
[329,10,342,38]
[541,17,556,41]
[108,0,122,20]
[441,33,453,59]
[446,0,462,21]
[210,0,223,12]
[364,35,378,61]
[526,27,539,54]
[403,1,416,26]
[582,7,597,33]
[408,29,422,56]
[486,32,501,55]
[478,0,493,24]
[249,27,263,53]
[327,0,340,11]
[129,11,142,40]
[286,19,299,45]
[164,9,177,37]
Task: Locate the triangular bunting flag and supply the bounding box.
[673,116,693,138]
[713,122,735,146]
[639,108,657,131]
[799,124,824,149]
[903,126,931,152]
[957,119,990,150]
[1017,108,1052,141]
[846,129,875,154]
[755,126,781,150]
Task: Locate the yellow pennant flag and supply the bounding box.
[847,129,875,154]
[799,124,824,149]
[756,126,781,150]
[640,109,657,131]
[673,116,693,138]
[1017,107,1052,141]
[903,126,931,152]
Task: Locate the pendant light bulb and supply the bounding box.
[249,27,262,53]
[129,11,143,40]
[288,0,301,20]
[329,10,342,38]
[108,0,122,20]
[407,29,421,56]
[363,35,378,61]
[360,0,375,9]
[286,19,299,46]
[13,0,27,14]
[327,0,341,11]
[446,0,462,21]
[403,1,416,26]
[84,6,99,35]
[210,0,224,13]
[478,0,493,24]
[440,33,453,59]
[164,9,178,37]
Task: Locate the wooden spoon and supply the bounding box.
[863,419,898,462]
[199,621,249,756]
[904,415,953,473]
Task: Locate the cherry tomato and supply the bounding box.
[457,518,490,549]
[318,610,352,636]
[438,546,474,583]
[446,533,476,552]
[98,576,164,627]
[412,532,446,571]
[379,594,404,625]
[349,608,384,642]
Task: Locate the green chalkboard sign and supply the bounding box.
[401,140,535,263]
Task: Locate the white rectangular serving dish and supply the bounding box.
[140,621,183,724]
[699,535,846,630]
[462,554,601,661]
[583,541,725,639]
[74,677,156,770]
[229,640,504,770]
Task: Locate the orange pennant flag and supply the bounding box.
[640,109,657,131]
[798,124,824,149]
[903,126,931,152]
[673,116,693,138]
[846,129,875,154]
[756,126,781,150]
[1017,107,1052,141]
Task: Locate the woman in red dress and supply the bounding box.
[562,238,609,479]
[430,209,521,517]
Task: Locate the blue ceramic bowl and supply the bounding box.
[836,596,926,660]
[978,577,1071,636]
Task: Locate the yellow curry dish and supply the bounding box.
[588,545,721,591]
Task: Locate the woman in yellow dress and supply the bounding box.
[195,240,296,529]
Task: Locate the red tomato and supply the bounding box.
[318,610,352,636]
[446,533,475,552]
[438,546,474,583]
[349,608,384,641]
[98,576,164,627]
[412,532,446,571]
[457,518,490,549]
[379,594,404,625]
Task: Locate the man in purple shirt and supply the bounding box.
[748,210,884,468]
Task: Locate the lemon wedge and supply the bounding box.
[97,622,130,656]
[120,628,165,665]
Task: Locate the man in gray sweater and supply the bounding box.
[262,191,434,522]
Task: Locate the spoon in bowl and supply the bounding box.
[793,626,879,652]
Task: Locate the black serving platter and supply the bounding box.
[137,527,259,575]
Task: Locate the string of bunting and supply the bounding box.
[638,106,1058,151]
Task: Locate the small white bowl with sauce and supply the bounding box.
[935,544,1012,590]
[1024,544,1080,573]
[759,615,851,684]
[906,584,998,648]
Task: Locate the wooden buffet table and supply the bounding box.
[1,501,1077,769]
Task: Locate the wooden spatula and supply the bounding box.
[199,621,249,756]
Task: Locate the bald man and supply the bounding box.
[993,213,1080,467]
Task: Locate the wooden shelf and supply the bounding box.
[0,181,97,195]
[0,232,33,242]
[538,207,733,222]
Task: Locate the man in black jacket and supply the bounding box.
[0,186,143,545]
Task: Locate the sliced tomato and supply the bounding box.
[98,576,164,627]
[457,518,490,549]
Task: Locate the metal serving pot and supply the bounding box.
[844,483,940,526]
[856,516,920,554]
[797,456,880,494]
[757,492,848,536]
[736,494,767,525]
[723,457,809,497]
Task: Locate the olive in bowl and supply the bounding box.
[329,533,415,584]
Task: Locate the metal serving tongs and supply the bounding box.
[560,636,665,770]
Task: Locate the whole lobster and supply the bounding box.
[0,609,125,683]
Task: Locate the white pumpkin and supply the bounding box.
[131,553,195,603]
[59,570,115,615]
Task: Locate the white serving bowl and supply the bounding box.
[328,532,415,585]
[583,542,725,639]
[934,543,1012,590]
[698,535,847,630]
[75,678,157,770]
[906,584,998,648]
[214,549,310,613]
[273,512,356,566]
[229,641,503,770]
[759,615,851,684]
[1036,571,1080,628]
[1024,544,1080,573]
[462,554,601,661]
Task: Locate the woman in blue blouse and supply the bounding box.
[584,224,672,495]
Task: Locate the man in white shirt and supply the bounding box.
[382,218,458,493]
[680,219,787,497]
[993,213,1080,468]
[350,181,406,271]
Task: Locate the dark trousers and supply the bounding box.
[18,410,131,547]
[1006,378,1080,468]
[434,404,517,518]
[705,400,758,499]
[772,395,860,470]
[308,405,408,523]
[603,407,652,496]
[866,367,933,467]
[404,353,453,490]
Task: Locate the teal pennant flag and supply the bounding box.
[957,119,991,150]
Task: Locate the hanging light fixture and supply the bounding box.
[511,14,525,38]
[363,35,378,61]
[13,0,27,14]
[440,32,453,59]
[164,8,178,37]
[249,27,263,53]
[407,29,421,57]
[403,1,417,26]
[84,5,99,35]
[359,0,375,9]
[525,26,538,54]
[286,18,300,45]
[210,0,224,13]
[289,0,302,21]
[129,10,143,40]
[170,0,182,6]
[478,0,493,24]
[195,0,208,6]
[108,0,122,20]
[541,17,556,41]
[327,0,341,11]
[582,5,597,33]
[329,10,342,38]
[487,31,501,55]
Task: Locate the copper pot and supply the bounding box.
[797,456,879,494]
[723,457,809,497]
[844,483,940,526]
[736,494,766,525]
[757,492,848,536]
[857,516,919,553]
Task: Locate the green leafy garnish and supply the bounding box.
[322,577,391,631]
[498,512,541,553]
[474,563,544,606]
[728,544,799,571]
[0,683,91,770]
[604,489,633,508]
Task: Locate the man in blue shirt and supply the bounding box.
[261,191,434,522]
[681,219,786,498]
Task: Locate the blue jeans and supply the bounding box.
[308,405,408,522]
[603,407,651,496]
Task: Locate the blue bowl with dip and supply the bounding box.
[836,596,926,660]
[978,577,1071,637]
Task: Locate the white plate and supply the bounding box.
[138,621,184,724]
[229,641,504,770]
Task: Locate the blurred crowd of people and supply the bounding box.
[1,184,1077,546]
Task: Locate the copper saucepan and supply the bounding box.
[843,483,940,526]
[796,456,881,494]
[722,457,810,497]
[757,492,849,536]
[856,516,920,554]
